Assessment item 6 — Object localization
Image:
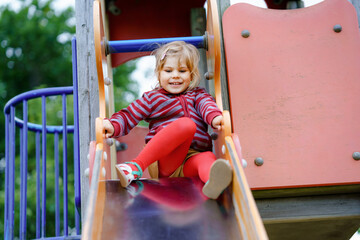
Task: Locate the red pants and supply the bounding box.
[132,117,216,183]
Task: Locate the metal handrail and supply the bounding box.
[3,86,81,239]
[3,36,82,240]
[108,35,206,54]
[4,87,75,134]
[4,86,73,113]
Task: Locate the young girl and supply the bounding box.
[103,41,232,199]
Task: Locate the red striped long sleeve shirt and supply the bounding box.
[109,87,222,152]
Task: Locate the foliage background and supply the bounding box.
[0,0,138,238]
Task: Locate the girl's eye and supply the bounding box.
[164,69,172,73]
[179,69,188,73]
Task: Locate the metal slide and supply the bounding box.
[88,178,240,240]
[81,131,267,240]
[82,157,257,240]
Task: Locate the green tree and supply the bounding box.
[0,1,77,237]
[113,61,138,109]
[0,0,139,238]
[0,0,75,160]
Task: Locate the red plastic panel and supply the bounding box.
[115,126,150,178]
[107,0,206,67]
[223,0,360,189]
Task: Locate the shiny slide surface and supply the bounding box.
[93,177,241,240]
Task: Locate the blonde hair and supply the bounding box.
[152,41,200,91]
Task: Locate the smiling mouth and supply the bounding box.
[170,82,182,85]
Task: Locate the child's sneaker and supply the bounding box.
[202,159,232,199]
[116,162,143,188]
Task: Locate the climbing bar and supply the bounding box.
[14,117,74,133]
[107,35,206,54]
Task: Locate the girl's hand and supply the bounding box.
[103,119,115,138]
[212,115,224,131]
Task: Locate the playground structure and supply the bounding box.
[3,0,360,239]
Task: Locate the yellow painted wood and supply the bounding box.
[225,136,269,240]
[206,0,223,111]
[93,0,106,119]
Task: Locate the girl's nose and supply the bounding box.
[172,71,180,78]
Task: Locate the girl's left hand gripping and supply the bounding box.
[212,115,224,131]
[103,119,115,138]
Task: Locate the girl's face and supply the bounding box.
[159,56,191,94]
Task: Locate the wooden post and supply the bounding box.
[101,0,117,180]
[75,0,99,223]
[216,0,231,111]
[191,8,208,90]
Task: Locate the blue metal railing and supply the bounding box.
[107,35,206,54]
[3,38,81,240]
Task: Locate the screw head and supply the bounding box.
[242,159,248,168]
[241,30,250,38]
[116,142,128,151]
[254,157,264,166]
[84,168,90,177]
[353,152,360,160]
[210,132,218,140]
[204,72,214,80]
[222,145,226,155]
[104,77,112,86]
[106,138,114,146]
[333,24,342,33]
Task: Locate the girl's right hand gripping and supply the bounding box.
[103,119,115,138]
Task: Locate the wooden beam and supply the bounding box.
[75,0,99,223]
[257,193,360,239]
[253,184,360,199]
[216,0,231,111]
[257,193,360,221]
[191,8,208,90]
[263,216,360,240]
[101,0,117,180]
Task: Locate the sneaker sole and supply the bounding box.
[202,159,232,199]
[116,165,130,188]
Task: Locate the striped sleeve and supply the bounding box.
[109,93,151,137]
[194,88,222,128]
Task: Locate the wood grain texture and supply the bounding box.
[75,0,99,223]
